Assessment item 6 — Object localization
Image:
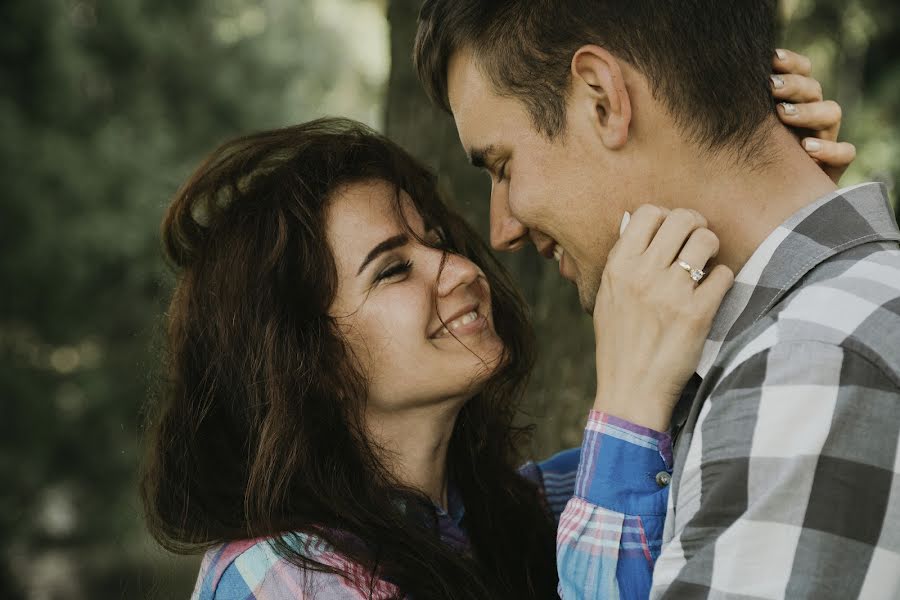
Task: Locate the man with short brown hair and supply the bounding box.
[415,1,900,598]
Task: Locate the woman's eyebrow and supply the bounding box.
[357,234,409,276]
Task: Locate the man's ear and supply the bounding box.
[571,45,631,149]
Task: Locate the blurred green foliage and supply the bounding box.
[1,0,383,597]
[1,0,896,598]
[781,0,899,198]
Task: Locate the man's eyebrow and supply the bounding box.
[468,144,498,169]
[357,234,409,276]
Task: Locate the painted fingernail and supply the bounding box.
[619,211,631,236]
[780,102,797,115]
[775,49,787,60]
[770,74,784,89]
[803,139,822,152]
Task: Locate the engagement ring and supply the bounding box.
[677,260,706,282]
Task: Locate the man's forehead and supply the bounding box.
[446,49,487,111]
[447,61,502,163]
[447,50,502,138]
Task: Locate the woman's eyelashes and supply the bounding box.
[375,259,413,283]
[372,230,446,284]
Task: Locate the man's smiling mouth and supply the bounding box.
[552,243,564,262]
[537,239,575,282]
[537,238,566,265]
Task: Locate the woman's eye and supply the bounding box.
[375,260,412,282]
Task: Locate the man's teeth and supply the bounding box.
[437,311,479,337]
[553,244,564,262]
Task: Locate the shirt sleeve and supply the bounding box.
[557,411,673,600]
[530,447,582,523]
[652,341,900,599]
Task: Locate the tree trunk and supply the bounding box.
[384,0,596,457]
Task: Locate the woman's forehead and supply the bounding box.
[325,180,427,273]
[327,180,424,234]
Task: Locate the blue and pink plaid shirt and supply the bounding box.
[557,411,671,600]
[191,415,667,599]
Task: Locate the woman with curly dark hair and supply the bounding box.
[142,118,562,599]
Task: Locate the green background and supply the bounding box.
[2,0,897,597]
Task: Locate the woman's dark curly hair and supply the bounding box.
[140,118,558,599]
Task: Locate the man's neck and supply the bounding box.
[660,124,838,276]
[365,400,463,510]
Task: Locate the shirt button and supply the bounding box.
[655,471,671,487]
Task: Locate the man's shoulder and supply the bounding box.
[720,241,900,384]
[777,241,900,371]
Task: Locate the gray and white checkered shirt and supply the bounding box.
[653,182,900,599]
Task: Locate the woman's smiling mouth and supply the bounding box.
[431,306,488,338]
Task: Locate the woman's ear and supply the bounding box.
[570,45,632,149]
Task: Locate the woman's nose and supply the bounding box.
[435,252,480,298]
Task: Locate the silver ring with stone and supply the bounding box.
[677,260,706,282]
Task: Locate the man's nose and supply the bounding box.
[436,252,480,298]
[489,188,528,252]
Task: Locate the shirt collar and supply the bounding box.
[696,182,899,378]
[434,484,469,551]
[435,483,465,525]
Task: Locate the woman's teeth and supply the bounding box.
[436,311,479,337]
[553,244,564,262]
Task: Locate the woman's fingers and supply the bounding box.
[615,204,669,256]
[773,48,812,76]
[777,100,841,140]
[803,138,857,184]
[770,73,823,103]
[694,264,735,311]
[644,208,708,266]
[803,137,856,165]
[673,227,719,279]
[769,48,853,183]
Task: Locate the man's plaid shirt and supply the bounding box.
[652,182,900,598]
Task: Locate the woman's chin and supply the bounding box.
[432,356,504,404]
[465,345,505,387]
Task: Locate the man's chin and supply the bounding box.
[574,274,602,316]
[570,279,589,314]
[559,257,602,314]
[578,288,595,316]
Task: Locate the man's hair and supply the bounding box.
[415,0,779,153]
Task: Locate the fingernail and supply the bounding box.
[803,139,821,152]
[770,74,784,89]
[775,49,787,60]
[780,102,797,115]
[619,211,631,236]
